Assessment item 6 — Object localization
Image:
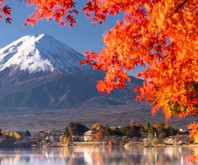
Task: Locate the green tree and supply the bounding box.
[66,122,89,136]
[111,127,123,136]
[0,129,3,136]
[120,125,143,138]
[147,126,157,139]
[65,128,70,137]
[24,130,31,136]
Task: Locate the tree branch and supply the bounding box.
[174,0,188,12]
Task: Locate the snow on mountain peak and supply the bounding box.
[0,34,90,74]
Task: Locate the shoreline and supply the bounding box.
[0,142,197,149]
[0,144,197,149]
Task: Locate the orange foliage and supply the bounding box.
[82,0,198,122]
[24,0,78,27]
[0,0,197,141]
[186,146,198,165]
[188,123,198,144]
[186,155,198,165]
[92,123,102,130]
[94,129,103,141]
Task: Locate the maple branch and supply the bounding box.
[174,0,188,12]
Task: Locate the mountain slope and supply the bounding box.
[0,34,143,109]
[0,34,91,75]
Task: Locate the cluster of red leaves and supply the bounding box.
[0,0,11,23]
[24,0,78,27]
[82,0,198,122]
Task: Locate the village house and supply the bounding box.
[32,131,49,143]
[49,130,62,136]
[143,138,151,143]
[84,130,92,141]
[37,131,48,138]
[49,130,62,143]
[164,137,174,145]
[179,129,188,135]
[20,136,33,144]
[49,134,59,143]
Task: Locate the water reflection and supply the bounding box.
[185,147,198,165]
[0,146,196,165]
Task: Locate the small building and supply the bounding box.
[37,131,48,138]
[49,130,62,136]
[164,137,174,145]
[49,134,59,143]
[33,131,48,142]
[84,130,92,141]
[179,129,188,135]
[143,138,151,143]
[20,136,32,144]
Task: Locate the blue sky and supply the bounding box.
[0,1,143,77]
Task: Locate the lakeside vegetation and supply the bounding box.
[64,122,191,147]
[0,122,196,148]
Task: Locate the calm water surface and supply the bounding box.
[0,146,196,165]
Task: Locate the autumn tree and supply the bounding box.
[81,0,198,123]
[188,123,198,144]
[91,123,103,133]
[14,132,21,140]
[59,134,69,145]
[91,123,103,141]
[0,0,197,140]
[91,123,113,141]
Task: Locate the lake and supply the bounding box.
[0,146,196,165]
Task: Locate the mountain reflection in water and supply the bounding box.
[0,146,196,165]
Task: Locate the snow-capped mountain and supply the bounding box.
[0,34,90,75]
[0,34,143,109]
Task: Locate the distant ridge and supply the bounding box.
[0,34,143,109]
